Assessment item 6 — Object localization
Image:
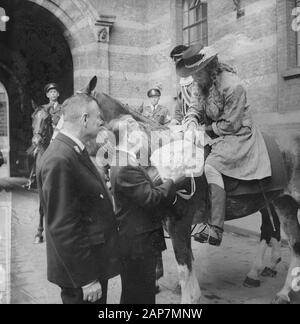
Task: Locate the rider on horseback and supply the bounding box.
[177,44,272,247]
[29,83,62,243]
[31,83,62,154]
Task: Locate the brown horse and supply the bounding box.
[27,102,54,243]
[80,76,300,304]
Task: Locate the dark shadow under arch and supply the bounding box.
[0,0,74,176]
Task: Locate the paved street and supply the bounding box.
[10,189,299,304]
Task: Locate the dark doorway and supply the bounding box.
[0,0,73,177]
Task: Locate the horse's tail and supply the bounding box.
[276,132,300,256]
[277,133,300,205]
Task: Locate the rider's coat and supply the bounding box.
[186,71,271,181]
[138,104,171,125]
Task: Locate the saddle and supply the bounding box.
[222,134,288,197]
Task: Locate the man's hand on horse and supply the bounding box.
[82,280,102,303]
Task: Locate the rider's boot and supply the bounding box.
[194,184,226,246]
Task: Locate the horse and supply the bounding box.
[78,76,299,304]
[27,101,54,244]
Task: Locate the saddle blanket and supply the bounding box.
[224,134,288,197]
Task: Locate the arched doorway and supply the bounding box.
[0,0,74,177]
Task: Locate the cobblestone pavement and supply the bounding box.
[10,189,300,304]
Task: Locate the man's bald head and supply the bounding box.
[61,93,104,142]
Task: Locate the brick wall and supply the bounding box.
[9,0,300,126]
[207,0,278,118]
[75,0,177,112]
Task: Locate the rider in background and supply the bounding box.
[169,45,194,126]
[138,86,171,126]
[178,43,271,247]
[32,83,62,147]
[43,83,62,137]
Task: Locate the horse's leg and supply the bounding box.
[166,212,201,304]
[34,203,44,244]
[244,238,267,288]
[271,195,300,304]
[155,253,164,293]
[261,205,282,277]
[33,152,44,244]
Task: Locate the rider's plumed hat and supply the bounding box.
[176,43,218,78]
[170,45,189,60]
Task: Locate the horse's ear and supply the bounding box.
[78,76,98,95]
[86,76,97,95]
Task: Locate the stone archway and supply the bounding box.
[0,0,103,176]
[27,0,100,90]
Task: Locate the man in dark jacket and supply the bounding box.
[37,93,120,304]
[109,115,184,304]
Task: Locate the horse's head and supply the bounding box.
[79,77,173,166]
[78,76,129,124]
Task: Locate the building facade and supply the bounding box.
[0,0,299,176]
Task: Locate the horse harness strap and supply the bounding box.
[176,176,196,200]
[259,180,276,232]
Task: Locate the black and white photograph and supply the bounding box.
[0,0,300,307]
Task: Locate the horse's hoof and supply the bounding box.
[34,235,44,244]
[243,276,260,288]
[271,295,290,304]
[261,267,277,278]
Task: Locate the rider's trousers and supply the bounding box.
[205,164,226,230]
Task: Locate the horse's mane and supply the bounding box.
[93,91,172,162]
[97,92,168,132]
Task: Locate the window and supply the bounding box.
[182,0,208,46]
[296,0,300,66]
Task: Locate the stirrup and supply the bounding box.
[194,224,223,246]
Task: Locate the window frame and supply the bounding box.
[296,0,300,66]
[182,0,208,46]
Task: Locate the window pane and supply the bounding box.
[189,8,196,25]
[182,1,208,46]
[183,12,189,27]
[195,6,201,22]
[202,3,207,20]
[202,23,208,45]
[190,25,199,43]
[189,0,197,9]
[183,29,189,45]
[183,0,189,12]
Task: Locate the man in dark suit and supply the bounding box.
[37,93,120,304]
[109,115,184,304]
